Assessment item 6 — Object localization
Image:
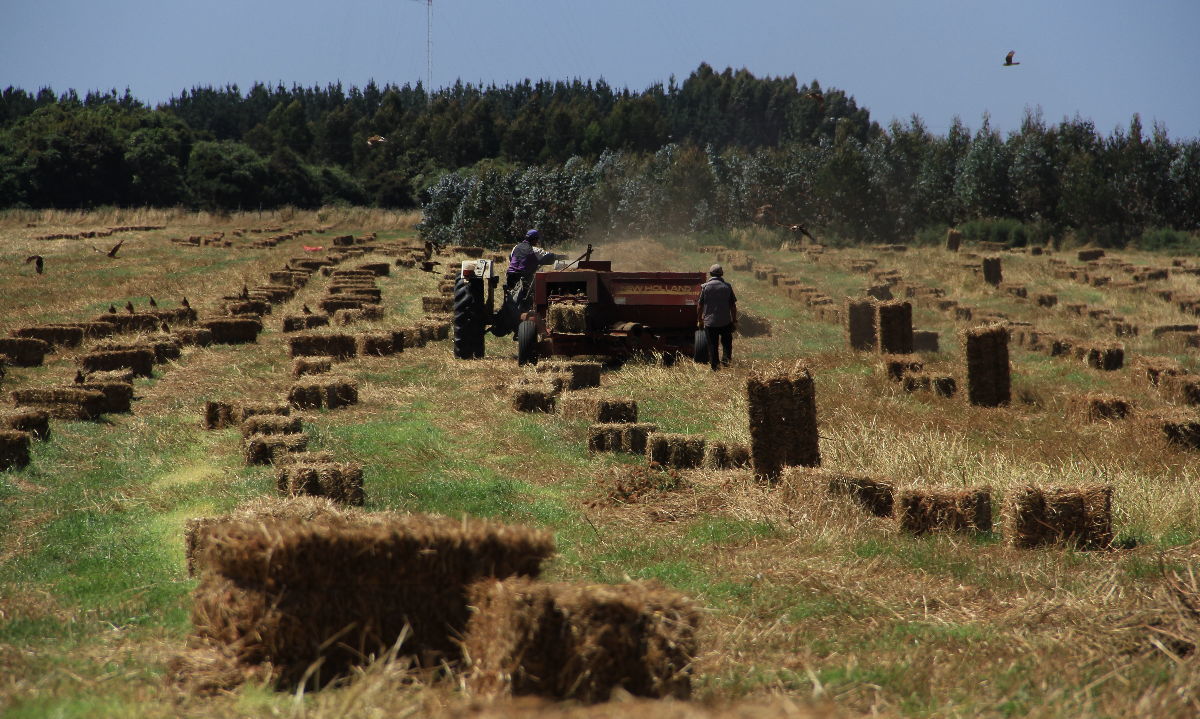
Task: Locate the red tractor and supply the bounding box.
[452,252,706,365]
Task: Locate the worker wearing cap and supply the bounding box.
[506,229,562,292]
[698,264,737,370]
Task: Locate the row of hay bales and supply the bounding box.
[29,224,163,242]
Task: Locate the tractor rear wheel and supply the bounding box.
[517,319,539,366]
[692,328,710,364]
[453,278,486,359]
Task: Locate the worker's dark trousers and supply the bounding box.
[705,324,734,369]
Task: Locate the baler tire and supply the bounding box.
[453,279,485,359]
[517,320,539,366]
[692,328,710,364]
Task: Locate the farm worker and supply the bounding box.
[698,264,738,370]
[506,229,562,291]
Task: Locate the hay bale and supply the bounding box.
[240,414,302,438]
[172,327,214,346]
[1160,413,1200,450]
[287,378,359,410]
[846,298,877,350]
[275,462,365,506]
[203,401,236,430]
[96,340,180,364]
[288,333,357,359]
[897,489,992,535]
[77,381,133,414]
[882,354,923,382]
[11,388,106,421]
[963,325,1010,407]
[291,356,333,378]
[1010,485,1113,549]
[875,301,913,354]
[11,325,85,348]
[318,297,364,315]
[645,433,706,469]
[945,228,962,251]
[332,308,365,326]
[357,262,390,276]
[200,319,262,344]
[512,387,556,413]
[0,337,49,367]
[226,300,271,316]
[908,330,939,354]
[701,441,751,470]
[281,315,330,333]
[981,256,1002,286]
[747,364,820,480]
[422,296,453,314]
[0,429,32,470]
[0,408,50,440]
[77,349,155,378]
[188,514,555,685]
[464,578,699,702]
[243,433,309,465]
[536,361,602,390]
[587,423,657,454]
[1084,343,1124,371]
[357,333,397,356]
[547,304,588,333]
[1077,393,1133,421]
[1035,293,1058,308]
[1077,249,1105,262]
[235,402,291,422]
[903,372,957,398]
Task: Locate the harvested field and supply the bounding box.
[897,488,993,535]
[465,578,699,702]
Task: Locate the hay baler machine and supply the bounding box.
[452,252,706,365]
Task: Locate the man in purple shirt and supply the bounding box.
[697,264,737,370]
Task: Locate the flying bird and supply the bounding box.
[1004,50,1020,66]
[89,239,126,257]
[366,135,387,147]
[24,255,44,274]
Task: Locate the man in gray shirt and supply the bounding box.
[697,264,737,370]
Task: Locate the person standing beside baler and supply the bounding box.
[697,263,737,370]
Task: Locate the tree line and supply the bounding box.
[1,64,1196,249]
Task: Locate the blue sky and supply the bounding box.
[3,0,1198,138]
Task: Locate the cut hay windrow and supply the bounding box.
[963,324,1010,407]
[1010,485,1113,550]
[356,333,397,356]
[280,315,329,333]
[1076,393,1133,421]
[875,300,913,354]
[981,256,1003,286]
[77,381,134,414]
[200,319,262,344]
[587,423,657,454]
[0,337,50,367]
[512,387,556,413]
[547,304,588,333]
[560,396,637,423]
[240,414,302,438]
[11,388,106,420]
[243,433,309,465]
[536,361,602,390]
[0,408,50,441]
[291,356,333,378]
[464,578,699,702]
[897,488,993,535]
[912,330,939,353]
[275,462,365,505]
[287,378,359,410]
[646,433,706,469]
[171,328,214,346]
[846,298,877,351]
[11,325,85,348]
[881,354,923,382]
[701,441,751,470]
[188,514,555,685]
[288,333,357,359]
[747,364,821,480]
[79,349,155,378]
[0,429,32,471]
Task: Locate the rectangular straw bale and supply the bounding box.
[203,401,236,430]
[1076,393,1133,421]
[512,387,556,413]
[171,327,214,346]
[587,423,657,454]
[357,262,390,276]
[318,298,363,315]
[1077,249,1105,261]
[331,308,365,326]
[882,354,923,382]
[422,296,453,313]
[288,333,357,359]
[875,301,913,354]
[243,433,309,465]
[814,470,895,517]
[1159,374,1200,406]
[240,415,302,439]
[1084,344,1124,371]
[1,408,50,440]
[292,356,333,378]
[747,364,820,480]
[0,429,32,471]
[1035,293,1058,308]
[981,256,1002,286]
[235,402,291,423]
[356,333,396,356]
[945,228,962,251]
[846,298,877,350]
[701,441,751,469]
[897,488,992,536]
[286,379,359,410]
[11,388,106,420]
[275,462,365,506]
[912,330,939,353]
[536,361,602,390]
[77,381,133,414]
[1160,413,1200,450]
[645,433,706,469]
[464,578,699,703]
[11,325,85,348]
[963,324,1010,407]
[226,300,271,316]
[189,514,555,684]
[1010,485,1113,549]
[96,340,180,364]
[0,337,49,367]
[200,319,262,344]
[546,304,588,333]
[281,315,329,333]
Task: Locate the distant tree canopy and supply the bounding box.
[0,65,1197,249]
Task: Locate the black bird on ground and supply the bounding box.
[24,255,44,274]
[108,304,117,314]
[74,370,86,384]
[125,301,135,314]
[149,297,157,308]
[181,297,191,309]
[302,304,312,314]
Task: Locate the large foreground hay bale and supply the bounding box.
[747,364,820,480]
[189,514,555,685]
[897,489,992,536]
[875,301,913,354]
[846,298,876,351]
[701,441,751,469]
[646,434,706,469]
[200,319,262,344]
[287,378,359,410]
[0,429,32,470]
[0,337,49,367]
[288,333,357,359]
[275,462,364,505]
[963,325,1010,407]
[79,349,155,378]
[464,578,700,703]
[0,408,50,440]
[1010,485,1113,549]
[11,388,106,420]
[243,433,309,465]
